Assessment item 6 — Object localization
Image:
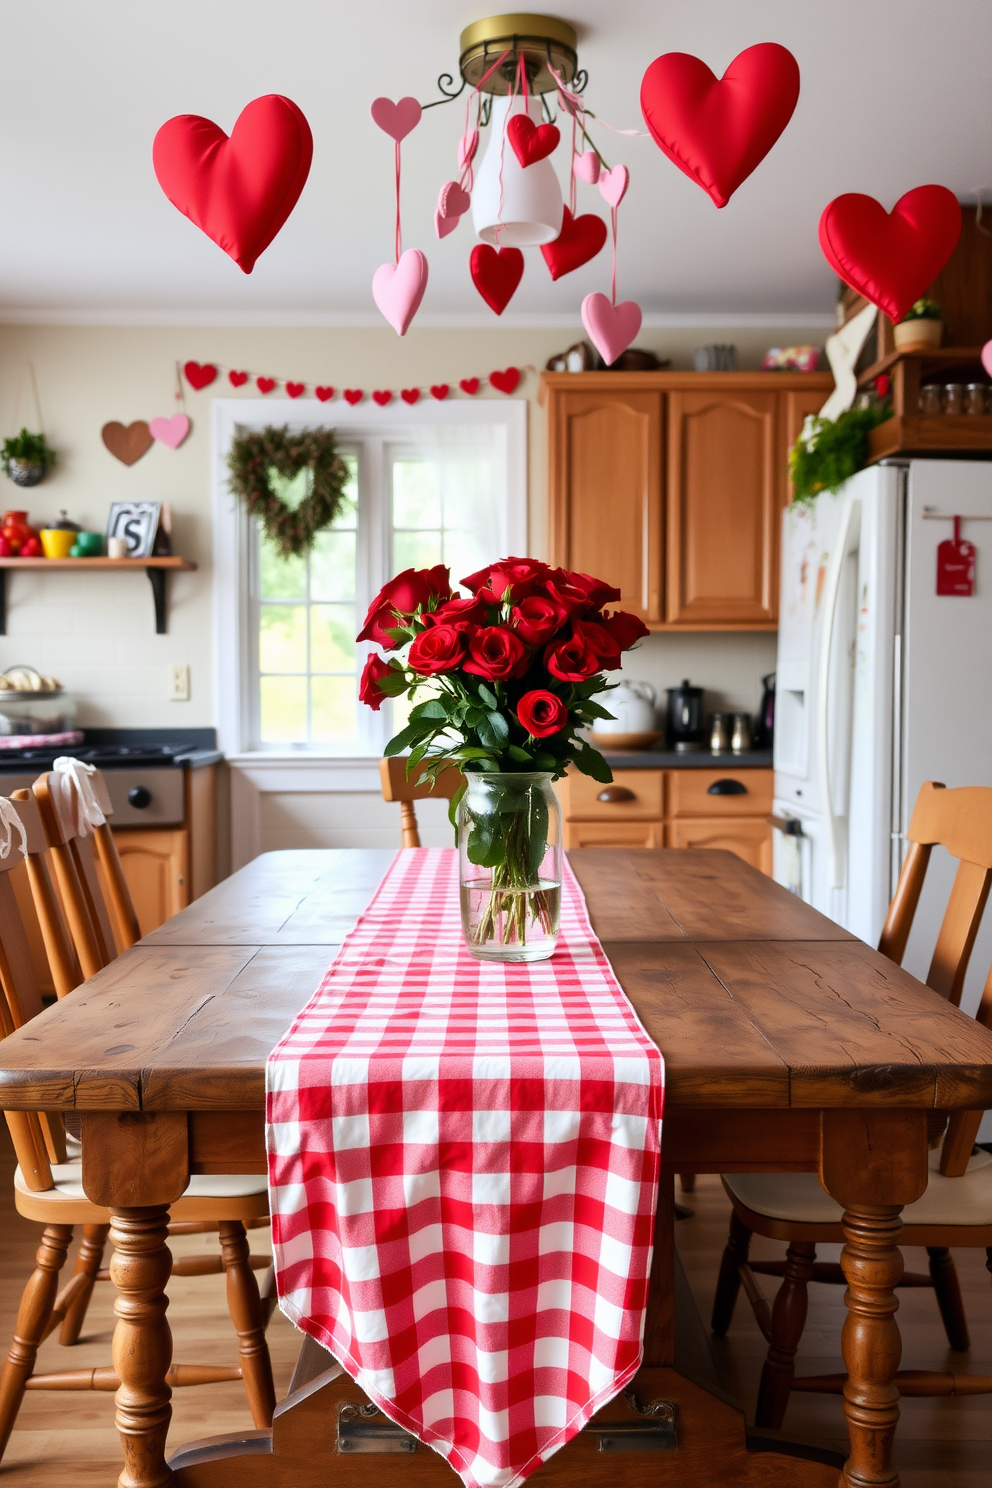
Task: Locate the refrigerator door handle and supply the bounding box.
[816,498,860,890]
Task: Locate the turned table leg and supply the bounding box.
[110,1206,175,1488]
[838,1204,904,1488]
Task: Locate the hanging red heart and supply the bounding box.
[430,384,450,400]
[506,115,560,168]
[640,43,800,208]
[373,390,393,407]
[470,245,524,315]
[541,207,608,281]
[344,389,364,405]
[153,95,313,273]
[286,382,305,398]
[184,360,217,390]
[818,185,961,324]
[459,378,480,396]
[401,388,420,405]
[315,386,335,402]
[256,376,276,394]
[489,367,521,395]
[228,369,248,387]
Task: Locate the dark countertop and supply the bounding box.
[0,727,222,772]
[603,748,773,770]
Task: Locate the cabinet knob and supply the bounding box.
[128,786,152,808]
[707,779,747,796]
[597,785,636,803]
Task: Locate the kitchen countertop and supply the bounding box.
[0,726,222,771]
[603,748,773,770]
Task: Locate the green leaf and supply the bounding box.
[405,744,428,776]
[448,781,467,834]
[383,722,432,758]
[572,745,613,784]
[476,682,498,709]
[409,699,449,721]
[533,751,557,771]
[485,711,509,742]
[464,706,485,728]
[507,745,533,763]
[475,714,504,751]
[577,699,615,721]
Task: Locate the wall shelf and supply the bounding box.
[856,347,992,462]
[0,556,196,634]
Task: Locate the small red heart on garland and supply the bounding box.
[489,367,521,395]
[343,389,363,405]
[184,360,217,390]
[541,207,608,281]
[470,244,524,315]
[372,390,393,406]
[228,369,249,387]
[315,386,334,402]
[430,384,450,400]
[506,114,560,167]
[286,381,305,398]
[400,388,420,405]
[256,376,276,394]
[459,378,480,396]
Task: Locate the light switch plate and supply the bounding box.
[169,664,190,701]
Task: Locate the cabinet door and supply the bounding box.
[666,817,773,875]
[666,389,778,624]
[548,389,663,621]
[565,821,663,850]
[781,387,829,505]
[113,829,189,936]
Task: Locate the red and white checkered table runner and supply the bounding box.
[267,848,664,1488]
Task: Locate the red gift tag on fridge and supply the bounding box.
[936,516,976,596]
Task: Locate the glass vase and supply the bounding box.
[457,771,562,962]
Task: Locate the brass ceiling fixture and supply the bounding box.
[426,13,585,109]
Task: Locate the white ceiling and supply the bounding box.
[1,0,990,324]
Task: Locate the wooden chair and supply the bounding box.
[379,758,463,847]
[711,780,992,1427]
[0,797,276,1462]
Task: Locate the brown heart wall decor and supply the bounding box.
[102,421,154,466]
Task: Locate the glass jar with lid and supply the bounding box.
[944,384,965,416]
[918,384,943,415]
[965,384,988,416]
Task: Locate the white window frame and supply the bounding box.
[212,397,528,764]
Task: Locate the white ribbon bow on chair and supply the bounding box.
[51,757,113,839]
[0,797,27,861]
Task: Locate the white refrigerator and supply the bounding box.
[772,459,992,1031]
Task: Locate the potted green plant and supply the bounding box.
[894,298,943,351]
[1,428,57,488]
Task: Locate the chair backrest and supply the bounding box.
[878,781,992,1174]
[9,789,83,999]
[379,758,464,848]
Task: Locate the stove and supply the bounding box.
[0,741,202,825]
[0,742,197,769]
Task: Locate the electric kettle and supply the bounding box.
[666,678,705,751]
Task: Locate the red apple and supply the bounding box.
[18,537,42,558]
[0,536,15,557]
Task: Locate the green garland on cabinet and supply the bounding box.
[789,405,892,506]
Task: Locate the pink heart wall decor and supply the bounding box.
[153,96,313,272]
[598,165,629,209]
[372,248,429,336]
[818,185,961,323]
[149,414,190,449]
[370,96,422,141]
[574,150,601,185]
[581,293,642,366]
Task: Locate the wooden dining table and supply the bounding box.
[2,846,992,1488]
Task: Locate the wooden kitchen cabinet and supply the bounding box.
[114,828,189,937]
[666,817,773,875]
[565,821,664,849]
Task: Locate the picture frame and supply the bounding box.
[106,500,163,558]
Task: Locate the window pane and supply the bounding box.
[444,530,493,593]
[335,458,359,528]
[310,531,356,601]
[311,605,355,671]
[260,533,306,600]
[312,676,357,744]
[394,529,443,573]
[260,675,307,742]
[393,459,441,529]
[260,605,307,672]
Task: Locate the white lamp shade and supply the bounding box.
[471,95,563,248]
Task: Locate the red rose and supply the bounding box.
[578,619,622,671]
[603,609,650,650]
[462,556,551,602]
[511,593,569,645]
[357,565,452,647]
[359,653,394,711]
[550,568,622,613]
[544,630,601,682]
[516,690,567,738]
[407,623,467,675]
[425,593,488,627]
[463,625,529,680]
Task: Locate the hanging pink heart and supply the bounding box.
[148,413,190,449]
[581,293,642,367]
[598,165,629,209]
[458,130,479,170]
[574,150,601,185]
[435,180,471,240]
[982,340,992,379]
[370,96,422,141]
[372,248,429,336]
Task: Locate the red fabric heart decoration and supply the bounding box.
[818,185,961,324]
[315,386,334,402]
[506,115,560,168]
[470,245,524,316]
[286,382,305,399]
[489,367,521,395]
[541,207,608,281]
[373,390,393,407]
[184,360,217,390]
[344,389,363,405]
[640,43,800,208]
[430,384,450,400]
[459,378,480,396]
[401,388,420,405]
[256,376,276,394]
[228,369,248,387]
[153,95,313,273]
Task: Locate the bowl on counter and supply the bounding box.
[589,729,664,752]
[0,665,77,736]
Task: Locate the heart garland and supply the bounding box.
[181,360,523,403]
[371,96,428,335]
[818,185,961,323]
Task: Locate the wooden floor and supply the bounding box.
[0,1125,989,1484]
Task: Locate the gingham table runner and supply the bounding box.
[266,847,664,1488]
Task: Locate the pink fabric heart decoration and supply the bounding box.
[372,248,429,336]
[640,44,800,208]
[435,180,471,240]
[982,340,992,380]
[370,97,422,141]
[598,165,629,209]
[459,130,479,170]
[148,414,190,449]
[818,186,961,323]
[153,96,313,273]
[581,293,643,367]
[506,115,560,168]
[574,150,600,185]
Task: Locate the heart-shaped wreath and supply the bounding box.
[227,425,349,557]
